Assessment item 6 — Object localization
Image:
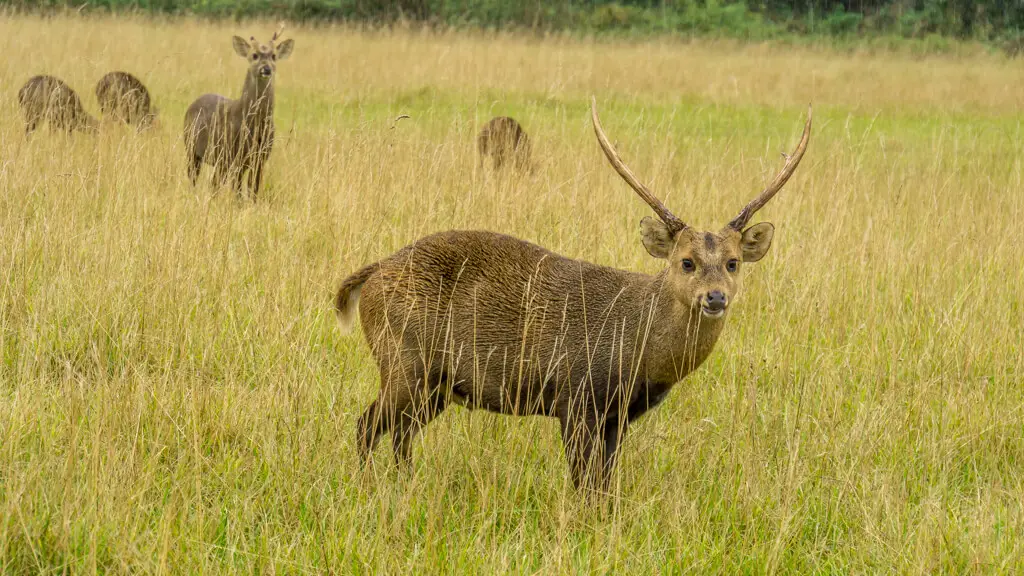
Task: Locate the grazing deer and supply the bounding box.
[17,75,98,135]
[336,98,811,492]
[95,71,158,129]
[183,28,294,199]
[477,116,531,171]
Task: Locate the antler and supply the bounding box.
[591,97,687,233]
[271,23,286,44]
[390,114,411,129]
[728,106,812,231]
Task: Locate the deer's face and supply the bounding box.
[642,217,774,319]
[233,35,294,81]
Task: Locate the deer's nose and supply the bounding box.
[705,291,727,312]
[260,65,272,76]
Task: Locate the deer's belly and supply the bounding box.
[450,372,557,417]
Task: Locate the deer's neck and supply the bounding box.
[640,271,726,385]
[236,72,275,127]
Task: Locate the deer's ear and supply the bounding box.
[740,222,774,262]
[275,39,295,60]
[640,216,676,259]
[232,36,251,58]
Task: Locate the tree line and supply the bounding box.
[6,0,1023,43]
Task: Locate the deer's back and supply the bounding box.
[477,117,526,152]
[184,93,235,153]
[184,94,232,125]
[18,75,83,114]
[96,72,152,121]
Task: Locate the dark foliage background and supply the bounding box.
[5,0,1023,44]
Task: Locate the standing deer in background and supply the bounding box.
[17,75,98,135]
[335,98,812,493]
[183,27,294,199]
[95,71,158,129]
[477,116,532,171]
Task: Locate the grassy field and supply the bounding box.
[1,13,1023,574]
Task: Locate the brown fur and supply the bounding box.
[17,75,98,135]
[95,71,157,129]
[477,116,531,171]
[337,221,774,492]
[183,33,294,199]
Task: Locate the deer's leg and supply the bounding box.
[358,367,407,465]
[599,417,628,492]
[248,158,265,200]
[560,411,601,492]
[187,155,202,186]
[559,396,623,495]
[359,344,448,468]
[388,358,449,467]
[356,399,385,462]
[392,402,448,466]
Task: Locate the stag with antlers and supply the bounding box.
[335,98,812,493]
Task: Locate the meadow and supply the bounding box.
[1,13,1023,574]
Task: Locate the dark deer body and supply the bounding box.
[338,100,812,492]
[183,29,294,199]
[477,116,531,170]
[18,75,98,135]
[96,71,157,129]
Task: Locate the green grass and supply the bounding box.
[1,13,1023,574]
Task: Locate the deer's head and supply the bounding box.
[591,98,811,320]
[232,25,295,83]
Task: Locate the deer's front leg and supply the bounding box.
[248,157,266,200]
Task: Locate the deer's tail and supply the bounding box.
[335,262,380,332]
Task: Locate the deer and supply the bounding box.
[95,71,159,129]
[335,98,811,493]
[477,116,532,171]
[17,75,98,135]
[183,27,294,200]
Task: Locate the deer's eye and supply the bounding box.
[681,259,696,273]
[727,259,739,273]
[271,53,277,61]
[251,53,259,61]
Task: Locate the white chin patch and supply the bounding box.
[701,308,725,319]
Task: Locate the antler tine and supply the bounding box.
[591,97,687,233]
[271,23,286,43]
[728,106,812,231]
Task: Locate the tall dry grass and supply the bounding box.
[0,13,1022,573]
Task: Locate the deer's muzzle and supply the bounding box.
[701,291,728,318]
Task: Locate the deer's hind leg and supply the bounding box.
[391,373,448,466]
[356,399,386,462]
[187,155,202,186]
[360,349,448,468]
